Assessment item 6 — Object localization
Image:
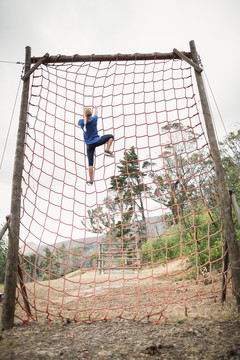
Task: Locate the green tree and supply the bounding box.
[151,123,218,227]
[81,147,152,271]
[83,147,152,248]
[142,210,222,270]
[220,130,240,242]
[144,121,223,271]
[23,254,41,282]
[82,206,110,234]
[109,146,152,246]
[142,225,183,264]
[70,246,82,269]
[54,243,68,276]
[41,247,60,279]
[220,130,240,198]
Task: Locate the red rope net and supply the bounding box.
[17,56,227,323]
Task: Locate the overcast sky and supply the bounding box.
[0,0,239,227]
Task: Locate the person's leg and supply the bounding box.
[106,137,114,152]
[94,135,114,156]
[85,136,114,185]
[94,134,114,148]
[87,145,95,184]
[88,166,94,183]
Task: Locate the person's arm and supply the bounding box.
[94,106,98,116]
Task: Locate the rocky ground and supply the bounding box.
[0,316,240,359]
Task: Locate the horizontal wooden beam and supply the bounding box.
[31,51,192,64]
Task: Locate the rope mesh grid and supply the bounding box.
[16,57,226,323]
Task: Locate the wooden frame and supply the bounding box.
[1,41,239,330]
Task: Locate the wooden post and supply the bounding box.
[0,222,8,240]
[1,46,31,330]
[18,257,32,316]
[190,40,240,311]
[221,238,228,302]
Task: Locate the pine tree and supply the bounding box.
[83,146,152,248]
[109,146,152,246]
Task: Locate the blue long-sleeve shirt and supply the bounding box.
[78,115,100,144]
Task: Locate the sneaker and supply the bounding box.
[105,150,114,157]
[87,180,93,185]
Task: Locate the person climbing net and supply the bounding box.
[78,106,114,185]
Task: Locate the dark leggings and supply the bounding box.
[87,134,114,166]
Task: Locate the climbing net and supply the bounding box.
[17,54,226,323]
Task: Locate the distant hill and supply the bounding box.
[20,216,164,256]
[20,235,105,256]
